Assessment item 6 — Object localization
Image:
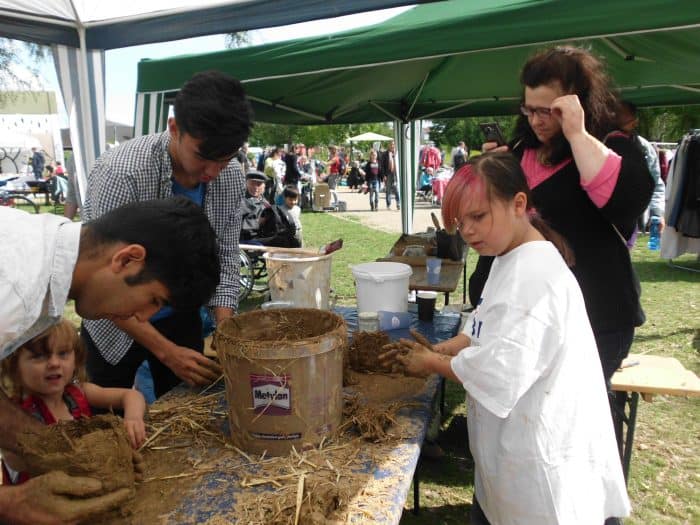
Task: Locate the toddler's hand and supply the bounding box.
[124,418,147,450]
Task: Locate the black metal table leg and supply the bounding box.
[622,392,639,482]
[413,462,421,515]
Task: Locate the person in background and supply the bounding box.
[475,46,653,394]
[419,167,433,193]
[380,153,630,525]
[0,197,219,524]
[263,147,285,203]
[363,149,381,211]
[451,141,469,171]
[380,141,400,210]
[240,171,271,242]
[283,146,302,189]
[82,70,252,400]
[236,142,251,174]
[31,147,45,180]
[281,185,303,246]
[1,319,147,485]
[617,101,665,243]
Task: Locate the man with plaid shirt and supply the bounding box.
[82,71,254,399]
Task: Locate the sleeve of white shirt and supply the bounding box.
[0,281,28,360]
[451,301,560,419]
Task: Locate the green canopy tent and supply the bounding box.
[136,0,700,232]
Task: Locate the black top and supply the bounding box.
[363,161,381,183]
[470,133,654,333]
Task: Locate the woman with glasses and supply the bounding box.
[473,47,653,410]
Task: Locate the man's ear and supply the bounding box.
[167,117,179,139]
[111,244,147,273]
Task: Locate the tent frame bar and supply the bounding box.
[370,101,402,122]
[247,95,326,122]
[406,72,430,120]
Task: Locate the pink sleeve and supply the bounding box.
[580,151,621,208]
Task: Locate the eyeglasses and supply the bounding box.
[520,105,553,119]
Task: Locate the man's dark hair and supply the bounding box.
[82,197,220,310]
[174,70,254,161]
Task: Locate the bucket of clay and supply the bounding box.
[351,262,412,314]
[263,251,333,309]
[215,308,346,456]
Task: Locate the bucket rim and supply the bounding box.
[215,308,346,348]
[262,251,333,262]
[351,261,412,280]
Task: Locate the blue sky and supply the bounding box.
[29,6,411,127]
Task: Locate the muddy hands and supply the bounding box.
[378,329,435,378]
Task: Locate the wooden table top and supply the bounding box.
[376,255,463,294]
[611,353,700,398]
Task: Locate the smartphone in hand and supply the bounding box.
[479,122,506,147]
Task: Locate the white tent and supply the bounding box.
[0,0,426,201]
[346,131,393,142]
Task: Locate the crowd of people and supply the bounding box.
[0,42,665,525]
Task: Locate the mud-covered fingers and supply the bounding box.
[377,347,403,364]
[132,450,145,481]
[408,329,433,350]
[52,487,133,522]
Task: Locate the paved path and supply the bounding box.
[331,186,441,234]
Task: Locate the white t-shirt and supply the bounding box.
[0,208,81,359]
[451,241,630,524]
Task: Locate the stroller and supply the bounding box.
[238,205,301,302]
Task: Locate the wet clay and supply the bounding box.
[18,414,136,493]
[347,331,392,372]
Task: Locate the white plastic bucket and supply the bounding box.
[263,251,333,309]
[351,262,412,313]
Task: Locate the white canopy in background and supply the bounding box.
[0,0,426,202]
[0,130,41,150]
[347,132,394,142]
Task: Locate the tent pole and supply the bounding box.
[247,96,326,122]
[371,102,401,122]
[406,72,430,120]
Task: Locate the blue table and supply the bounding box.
[141,308,460,524]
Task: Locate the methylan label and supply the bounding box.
[250,374,291,415]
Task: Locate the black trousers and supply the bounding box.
[83,310,203,400]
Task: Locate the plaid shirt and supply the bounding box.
[82,132,243,364]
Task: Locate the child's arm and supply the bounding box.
[433,333,471,357]
[81,383,147,449]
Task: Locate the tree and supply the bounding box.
[248,122,393,152]
[0,39,48,103]
[429,115,517,155]
[225,32,250,49]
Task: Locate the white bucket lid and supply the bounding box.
[351,262,412,283]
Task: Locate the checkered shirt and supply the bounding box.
[82,131,243,365]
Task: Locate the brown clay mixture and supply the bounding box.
[18,414,135,492]
[347,331,391,372]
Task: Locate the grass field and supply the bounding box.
[37,202,698,524]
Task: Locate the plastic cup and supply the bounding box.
[416,291,438,322]
[426,257,442,285]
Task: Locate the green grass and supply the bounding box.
[39,201,699,524]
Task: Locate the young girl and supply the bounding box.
[380,153,630,525]
[1,319,147,485]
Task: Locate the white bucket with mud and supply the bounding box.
[263,251,333,309]
[351,261,412,313]
[215,308,346,456]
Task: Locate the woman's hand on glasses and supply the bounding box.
[550,94,586,141]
